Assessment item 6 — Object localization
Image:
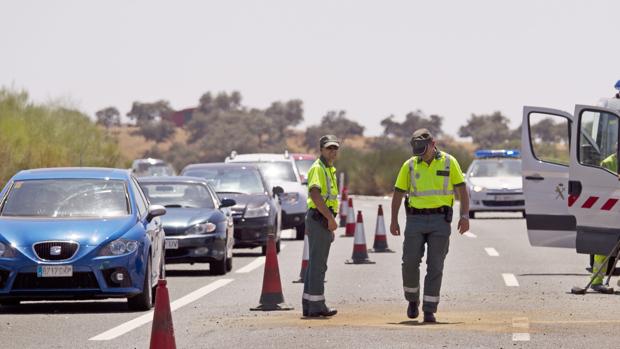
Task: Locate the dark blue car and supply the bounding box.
[0,168,166,310]
[138,176,236,275]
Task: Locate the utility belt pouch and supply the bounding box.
[311,208,329,229]
[444,206,453,223]
[404,194,413,215]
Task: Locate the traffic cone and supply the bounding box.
[369,205,394,253]
[343,198,356,237]
[345,211,375,264]
[149,279,176,349]
[339,187,349,227]
[292,234,309,283]
[251,234,294,311]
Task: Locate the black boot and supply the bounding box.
[423,312,436,323]
[307,307,338,317]
[407,301,419,319]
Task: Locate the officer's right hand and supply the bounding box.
[390,222,400,236]
[328,217,338,232]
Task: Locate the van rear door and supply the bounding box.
[521,106,575,248]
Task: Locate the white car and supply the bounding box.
[466,150,525,218]
[225,151,307,240]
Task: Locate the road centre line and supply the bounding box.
[512,333,531,341]
[89,278,234,341]
[235,244,286,274]
[502,273,520,287]
[463,231,477,238]
[484,247,499,256]
[512,317,530,341]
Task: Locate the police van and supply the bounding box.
[466,149,525,218]
[521,99,620,256]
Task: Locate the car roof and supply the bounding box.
[137,176,209,184]
[12,167,131,181]
[227,153,291,162]
[182,162,261,171]
[291,153,315,160]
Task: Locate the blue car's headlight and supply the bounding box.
[0,242,15,258]
[99,239,139,256]
[244,202,270,218]
[186,222,216,235]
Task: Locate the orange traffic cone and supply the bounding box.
[251,234,294,311]
[339,187,349,227]
[343,198,356,237]
[345,211,375,264]
[149,279,176,349]
[292,234,309,283]
[370,205,394,253]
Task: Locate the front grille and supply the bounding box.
[12,272,99,290]
[487,192,523,196]
[33,241,79,261]
[0,269,9,289]
[482,200,525,207]
[165,248,189,258]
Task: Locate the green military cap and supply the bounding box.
[319,135,340,149]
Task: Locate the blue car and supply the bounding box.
[0,168,166,310]
[138,176,236,274]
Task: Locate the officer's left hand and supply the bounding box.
[457,217,469,234]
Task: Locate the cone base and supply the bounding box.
[292,278,304,283]
[250,303,294,311]
[368,248,396,253]
[345,259,376,264]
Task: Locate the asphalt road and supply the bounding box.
[1,196,619,349]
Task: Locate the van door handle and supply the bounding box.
[525,175,544,181]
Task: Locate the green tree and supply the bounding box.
[304,110,364,149]
[137,120,176,143]
[458,111,513,148]
[95,106,121,128]
[381,111,443,139]
[127,100,173,125]
[265,99,304,142]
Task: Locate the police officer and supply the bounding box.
[302,135,340,317]
[390,128,470,323]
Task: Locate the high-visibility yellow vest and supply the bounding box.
[306,158,339,212]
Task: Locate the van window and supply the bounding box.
[578,110,619,174]
[528,113,570,165]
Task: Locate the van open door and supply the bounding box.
[521,106,576,248]
[569,105,620,255]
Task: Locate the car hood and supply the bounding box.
[467,176,522,190]
[217,193,269,211]
[273,181,305,195]
[0,216,136,247]
[160,208,218,229]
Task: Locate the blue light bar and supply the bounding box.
[474,149,521,158]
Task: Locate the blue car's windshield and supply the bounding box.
[183,168,266,195]
[1,179,130,218]
[140,183,215,209]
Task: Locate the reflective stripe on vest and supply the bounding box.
[319,161,338,201]
[408,153,453,197]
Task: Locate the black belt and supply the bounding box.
[408,206,448,215]
[308,208,336,217]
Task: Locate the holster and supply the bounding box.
[311,208,335,229]
[444,206,453,223]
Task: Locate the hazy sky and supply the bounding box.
[1,0,618,137]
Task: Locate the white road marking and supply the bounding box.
[235,257,265,273]
[89,278,234,341]
[463,231,477,238]
[484,247,499,257]
[512,333,531,341]
[502,273,520,287]
[235,244,286,274]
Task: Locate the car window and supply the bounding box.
[183,168,267,194]
[130,178,148,217]
[294,159,315,180]
[468,159,522,177]
[254,162,297,183]
[140,182,216,209]
[1,179,130,218]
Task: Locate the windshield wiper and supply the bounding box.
[216,191,245,195]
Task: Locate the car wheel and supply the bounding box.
[210,255,227,275]
[521,211,527,219]
[276,239,281,254]
[226,255,233,272]
[128,257,153,311]
[261,245,267,256]
[295,223,305,240]
[468,211,475,219]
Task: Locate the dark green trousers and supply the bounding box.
[302,211,332,313]
[402,214,451,313]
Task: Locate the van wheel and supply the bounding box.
[128,258,153,311]
[276,239,281,254]
[468,211,475,219]
[295,224,305,240]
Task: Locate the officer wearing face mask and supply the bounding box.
[389,128,470,323]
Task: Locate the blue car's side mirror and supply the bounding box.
[220,198,236,208]
[147,205,166,222]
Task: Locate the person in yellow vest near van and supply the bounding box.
[390,128,470,323]
[590,152,618,293]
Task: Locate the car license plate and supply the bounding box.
[494,195,514,201]
[37,265,73,278]
[165,240,179,250]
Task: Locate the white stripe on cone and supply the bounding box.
[354,211,367,245]
[375,211,386,236]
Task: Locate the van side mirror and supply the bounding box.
[220,198,236,208]
[272,186,284,197]
[147,205,166,222]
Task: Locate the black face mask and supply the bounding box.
[411,139,431,156]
